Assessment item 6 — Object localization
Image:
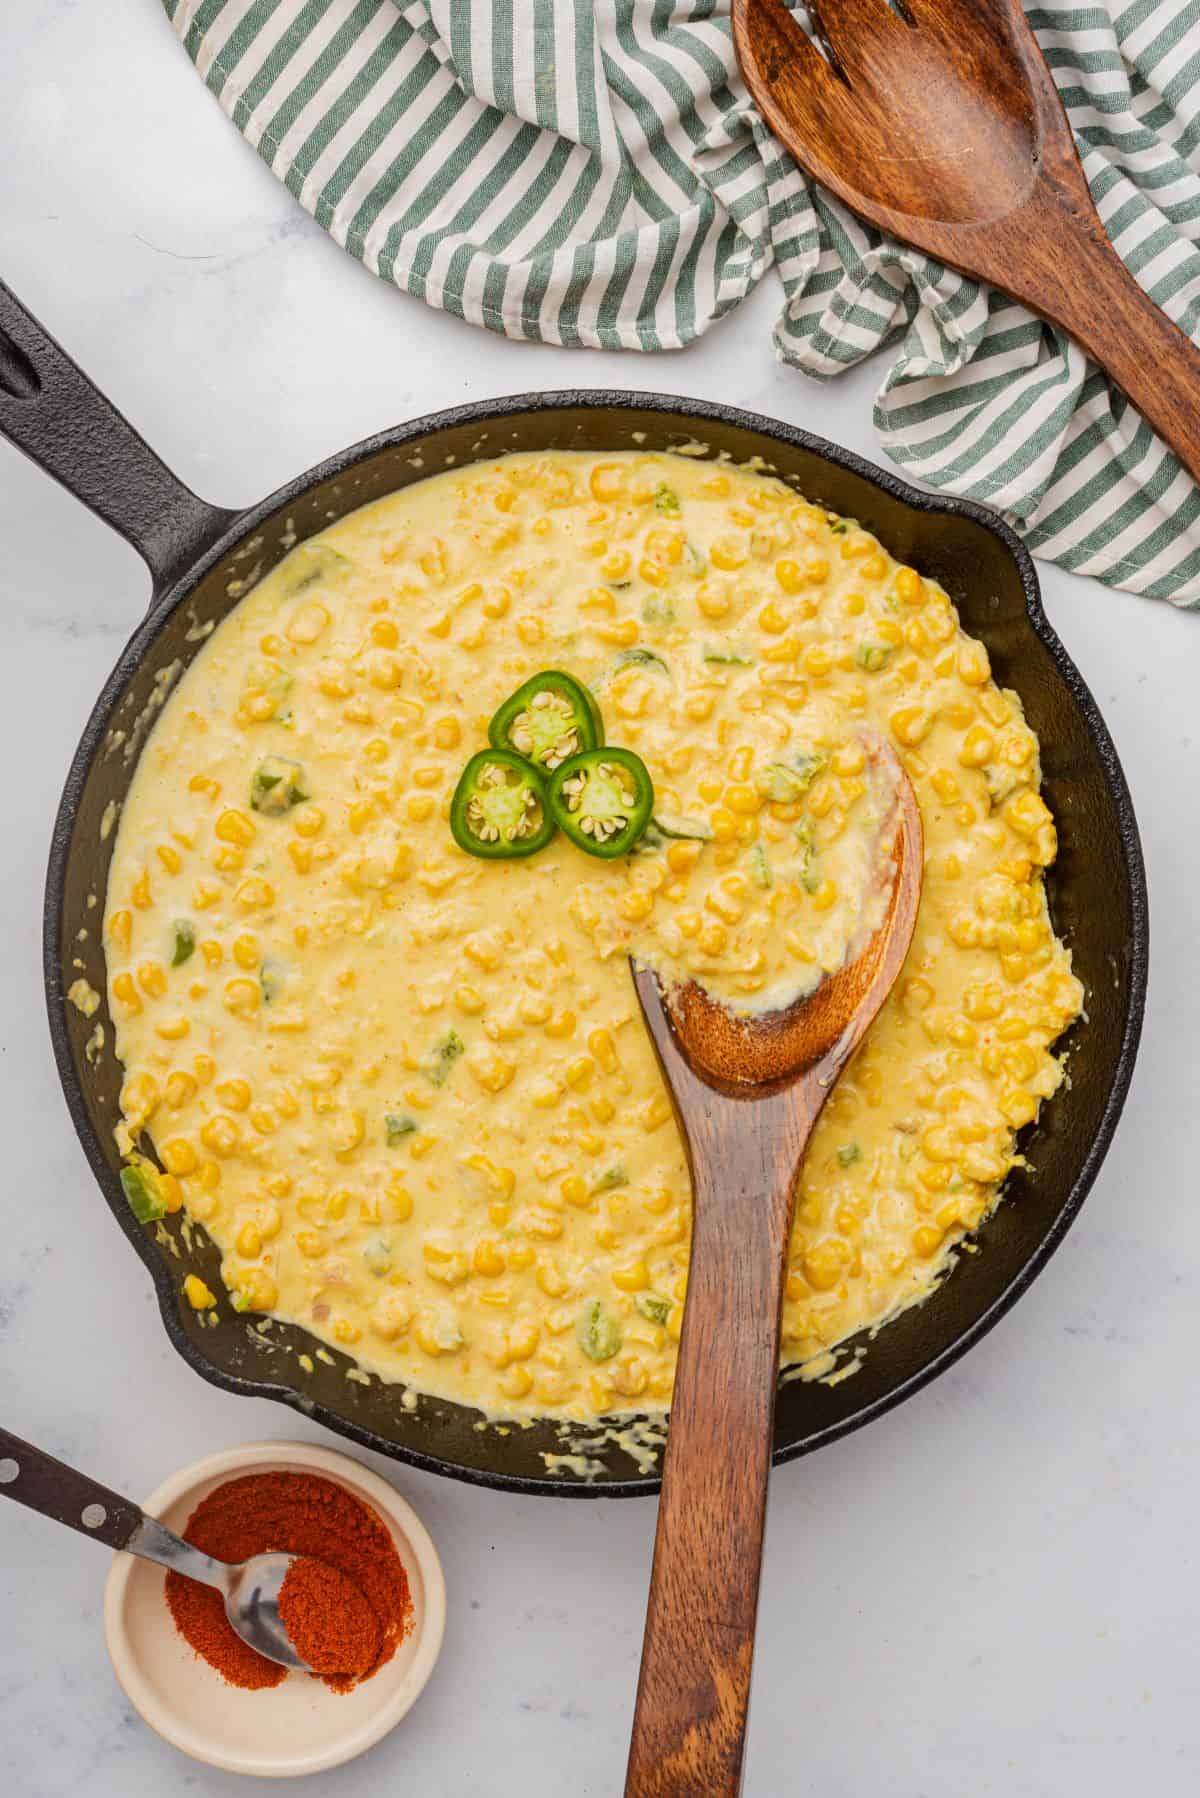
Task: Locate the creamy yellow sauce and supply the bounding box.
[104,451,1083,1423]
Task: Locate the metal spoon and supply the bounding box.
[0,1426,312,1672]
[624,743,923,1796]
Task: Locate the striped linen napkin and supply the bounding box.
[163,0,1200,607]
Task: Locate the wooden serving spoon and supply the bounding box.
[624,748,923,1796]
[733,0,1200,487]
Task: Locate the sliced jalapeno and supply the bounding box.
[488,670,604,772]
[450,749,556,859]
[548,747,654,858]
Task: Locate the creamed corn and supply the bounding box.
[105,451,1083,1422]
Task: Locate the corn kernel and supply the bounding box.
[590,462,627,502]
[171,1268,213,1314]
[161,1138,197,1177]
[234,877,274,910]
[913,1224,943,1258]
[696,584,731,621]
[891,706,932,747]
[224,978,260,1017]
[895,567,922,606]
[474,1240,505,1278]
[620,888,655,923]
[136,961,166,998]
[216,809,256,848]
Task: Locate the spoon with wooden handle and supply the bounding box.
[624,744,922,1797]
[733,0,1200,488]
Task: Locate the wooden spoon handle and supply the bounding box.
[624,1093,810,1797]
[1029,196,1200,488]
[0,1425,144,1552]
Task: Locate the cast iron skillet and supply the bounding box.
[0,281,1146,1497]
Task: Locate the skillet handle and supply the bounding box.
[0,280,238,601]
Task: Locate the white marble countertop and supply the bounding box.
[2,6,1197,1795]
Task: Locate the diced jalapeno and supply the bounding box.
[654,483,681,516]
[615,647,671,677]
[251,756,308,813]
[279,541,353,598]
[984,762,1023,807]
[488,671,603,773]
[430,1317,464,1353]
[836,1143,862,1167]
[747,844,772,889]
[255,669,294,726]
[450,749,556,859]
[362,1236,393,1277]
[797,822,821,888]
[855,643,892,672]
[702,646,752,667]
[641,595,675,627]
[171,921,195,967]
[424,1030,464,1086]
[592,1164,629,1193]
[757,752,826,804]
[120,1162,167,1224]
[385,1113,418,1144]
[548,747,654,859]
[578,1299,622,1362]
[259,959,286,1004]
[634,1292,672,1327]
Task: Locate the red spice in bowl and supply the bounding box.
[165,1471,411,1692]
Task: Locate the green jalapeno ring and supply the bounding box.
[488,669,604,772]
[450,749,557,860]
[548,747,655,859]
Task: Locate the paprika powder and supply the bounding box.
[165,1470,412,1693]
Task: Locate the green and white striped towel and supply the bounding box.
[163,0,1200,607]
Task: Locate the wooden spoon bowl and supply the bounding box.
[624,744,923,1796]
[733,0,1200,486]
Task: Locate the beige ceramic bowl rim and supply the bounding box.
[102,1438,446,1778]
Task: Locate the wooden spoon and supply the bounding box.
[733,0,1200,487]
[624,746,923,1796]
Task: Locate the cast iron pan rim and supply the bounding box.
[44,390,1149,1498]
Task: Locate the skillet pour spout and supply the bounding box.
[0,276,1145,1497]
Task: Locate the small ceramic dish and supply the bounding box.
[103,1439,446,1778]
